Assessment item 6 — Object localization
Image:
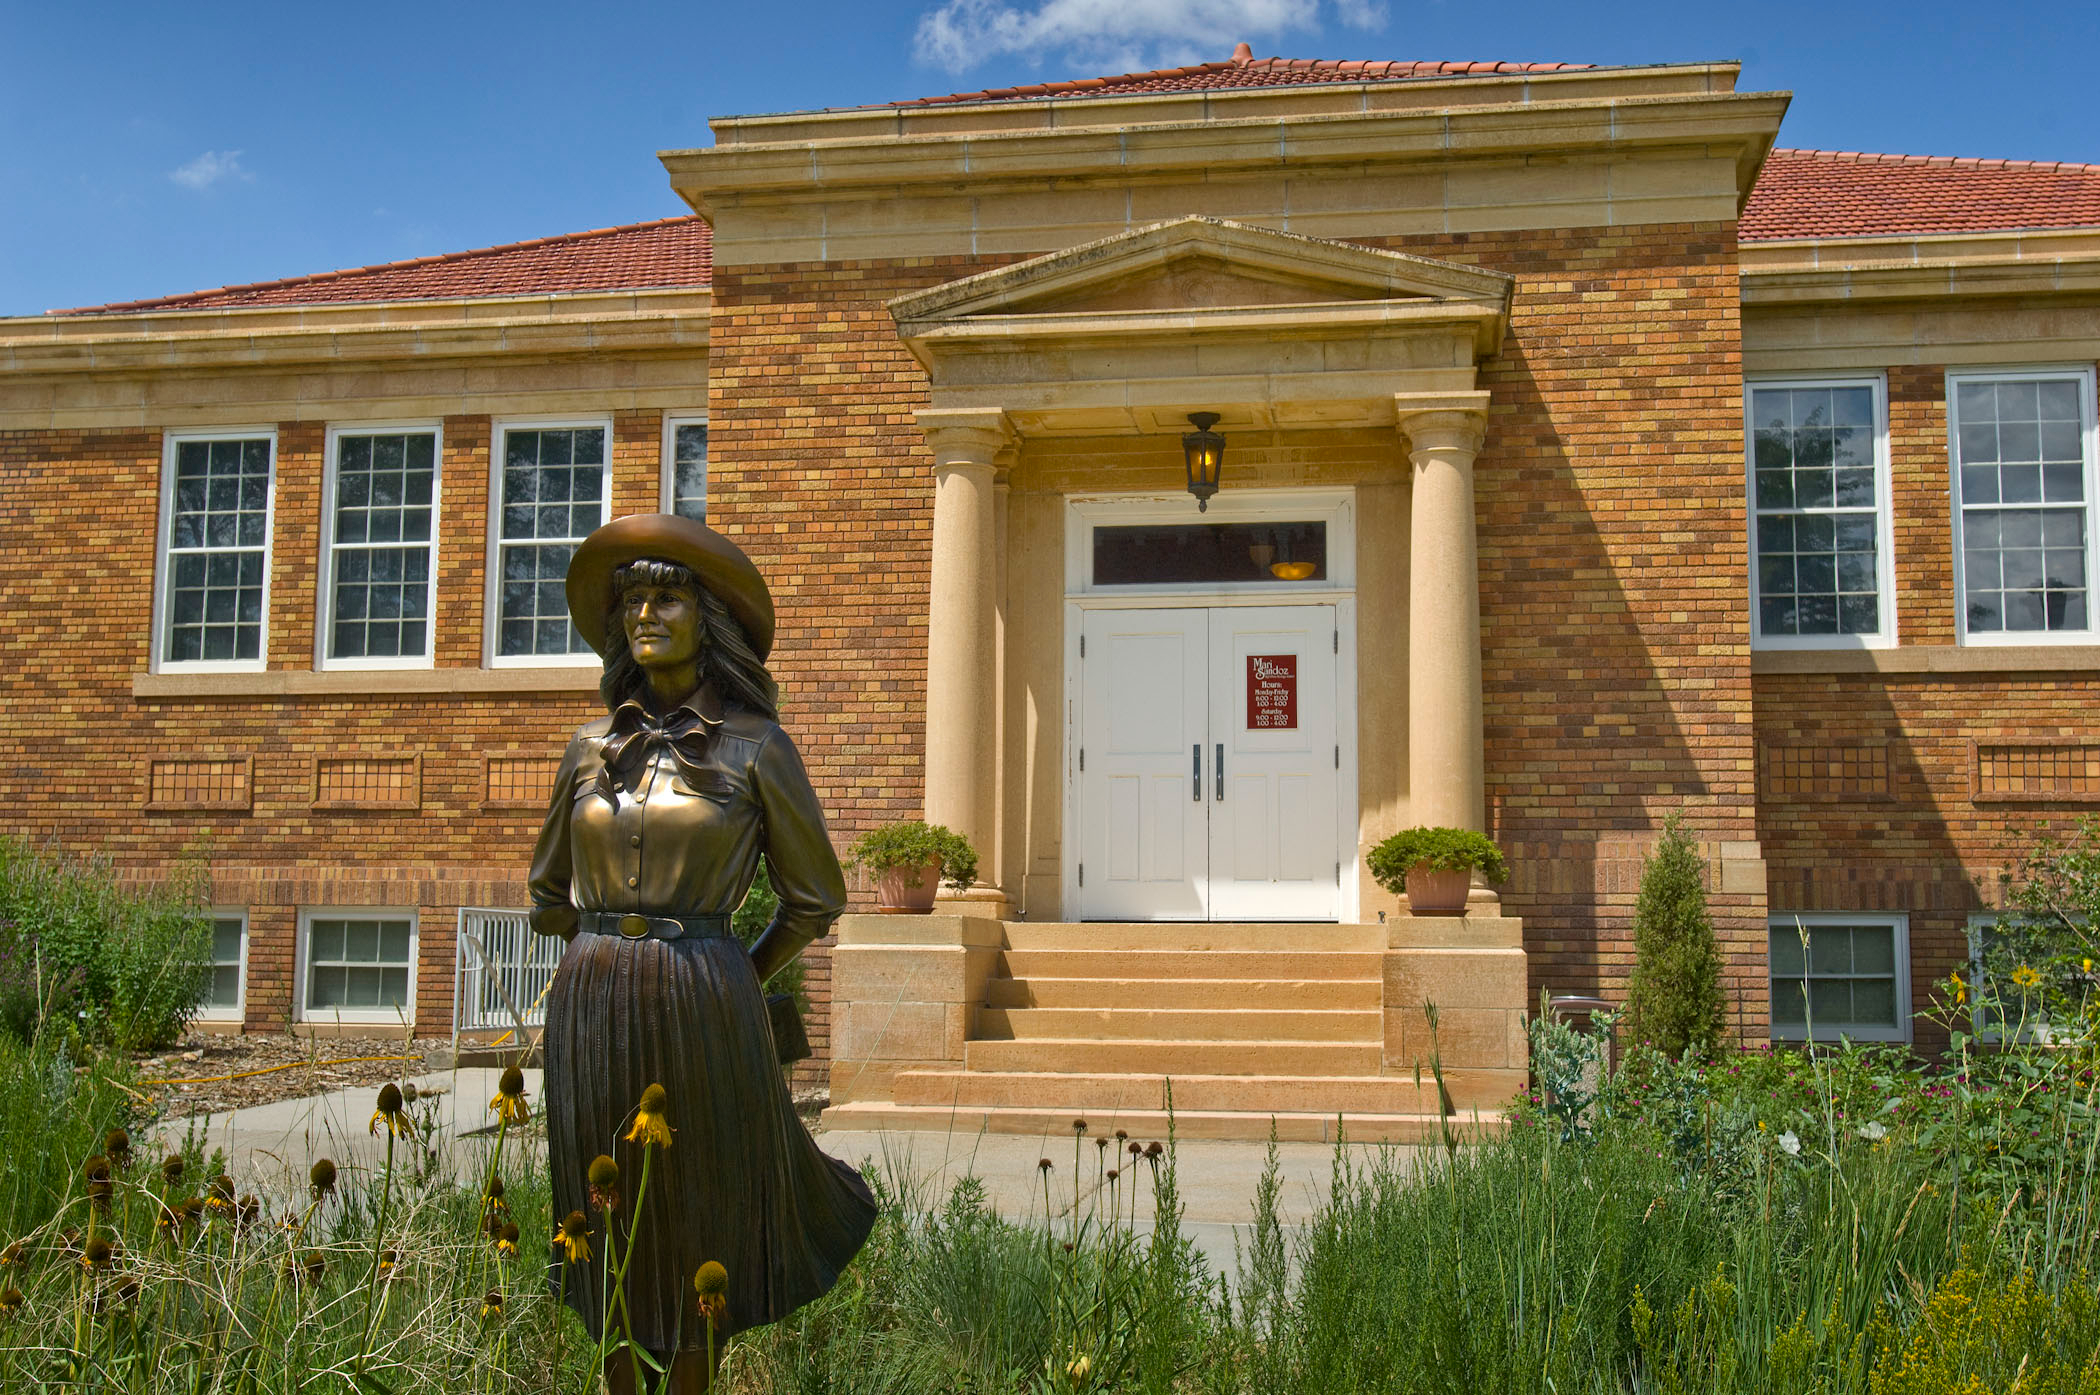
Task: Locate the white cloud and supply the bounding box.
[169,150,252,191]
[914,0,1385,76]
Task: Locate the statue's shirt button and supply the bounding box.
[626,876,638,888]
[629,835,641,847]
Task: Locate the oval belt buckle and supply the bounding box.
[617,914,651,939]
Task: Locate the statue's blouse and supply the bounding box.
[527,685,847,947]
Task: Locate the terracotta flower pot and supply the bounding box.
[873,859,942,914]
[1404,865,1472,915]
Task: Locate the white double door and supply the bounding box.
[1076,605,1341,921]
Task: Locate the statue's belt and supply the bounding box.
[575,911,735,941]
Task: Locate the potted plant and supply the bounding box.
[1368,826,1507,915]
[845,820,979,914]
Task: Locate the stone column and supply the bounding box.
[916,409,1013,917]
[1396,395,1491,837]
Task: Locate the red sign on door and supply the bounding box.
[1247,654,1298,729]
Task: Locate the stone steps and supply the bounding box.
[964,1036,1383,1077]
[975,1005,1382,1043]
[984,975,1383,1010]
[820,1098,1483,1146]
[999,948,1383,981]
[1000,923,1387,953]
[887,1065,1523,1116]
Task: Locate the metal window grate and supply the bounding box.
[454,909,562,1038]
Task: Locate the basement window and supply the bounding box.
[1769,913,1910,1043]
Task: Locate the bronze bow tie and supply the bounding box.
[595,705,717,803]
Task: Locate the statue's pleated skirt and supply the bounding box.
[543,930,876,1347]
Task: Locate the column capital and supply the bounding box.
[1393,392,1490,461]
[915,409,1014,469]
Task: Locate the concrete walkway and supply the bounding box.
[163,1068,1422,1275]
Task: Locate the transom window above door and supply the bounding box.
[1067,490,1354,596]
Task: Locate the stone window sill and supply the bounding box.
[132,668,599,700]
[1752,645,2100,675]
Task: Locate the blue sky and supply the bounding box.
[3,0,2096,317]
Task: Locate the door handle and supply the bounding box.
[1192,744,1201,802]
[1215,743,1224,800]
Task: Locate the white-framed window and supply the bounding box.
[1746,378,1896,648]
[1966,913,2072,1044]
[486,418,610,665]
[298,909,417,1024]
[320,423,441,669]
[1769,913,1911,1043]
[196,911,247,1020]
[1948,367,2100,644]
[662,415,707,521]
[154,428,277,671]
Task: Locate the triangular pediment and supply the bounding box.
[889,216,1513,325]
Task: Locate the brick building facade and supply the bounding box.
[3,52,2097,1133]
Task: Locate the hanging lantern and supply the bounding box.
[1182,412,1225,512]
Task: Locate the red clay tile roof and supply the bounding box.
[1743,148,2100,242]
[52,216,712,315]
[886,53,1591,108]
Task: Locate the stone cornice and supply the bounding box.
[1740,229,2100,305]
[666,89,1791,220]
[0,287,711,378]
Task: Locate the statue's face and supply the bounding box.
[620,583,704,674]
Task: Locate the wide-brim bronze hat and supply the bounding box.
[566,514,775,659]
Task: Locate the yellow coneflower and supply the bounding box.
[479,1290,504,1324]
[694,1260,729,1327]
[377,1250,401,1284]
[555,1210,593,1264]
[369,1083,413,1140]
[624,1083,674,1149]
[1066,1353,1091,1383]
[237,1194,261,1231]
[154,1204,183,1245]
[205,1174,236,1216]
[161,1155,185,1186]
[103,1130,131,1170]
[1950,972,1968,1006]
[489,1065,530,1125]
[82,1155,111,1184]
[0,1287,21,1318]
[287,1250,325,1286]
[80,1237,114,1272]
[0,1243,21,1269]
[587,1155,622,1214]
[2012,963,2044,990]
[494,1222,520,1260]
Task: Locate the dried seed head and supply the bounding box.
[693,1260,729,1300]
[400,1082,418,1104]
[161,1155,185,1185]
[375,1083,403,1115]
[81,1155,111,1183]
[1038,1158,1053,1172]
[1145,1141,1164,1159]
[1072,1119,1088,1136]
[309,1158,337,1198]
[587,1155,620,1189]
[102,1130,130,1165]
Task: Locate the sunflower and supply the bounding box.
[623,1084,674,1150]
[693,1260,729,1327]
[2011,964,2044,991]
[369,1083,413,1140]
[1949,972,1968,1006]
[489,1065,530,1125]
[555,1211,593,1265]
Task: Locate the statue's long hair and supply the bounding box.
[599,558,778,719]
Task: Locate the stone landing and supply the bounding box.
[821,914,1527,1144]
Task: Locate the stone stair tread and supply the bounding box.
[821,1099,1501,1145]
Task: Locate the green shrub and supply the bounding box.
[844,820,978,892]
[1365,826,1507,890]
[1625,813,1725,1057]
[0,837,213,1050]
[0,1032,137,1237]
[733,855,807,1012]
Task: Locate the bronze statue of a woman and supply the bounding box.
[529,513,875,1392]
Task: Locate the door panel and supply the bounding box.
[1078,610,1208,919]
[1075,605,1340,921]
[1208,606,1339,920]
